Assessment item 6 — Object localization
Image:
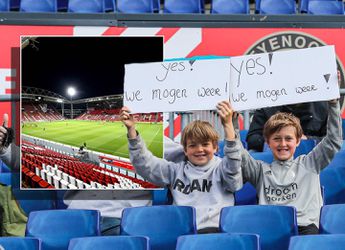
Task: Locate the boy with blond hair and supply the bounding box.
[230,99,342,235]
[120,101,242,233]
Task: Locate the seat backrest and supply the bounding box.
[320,167,345,204]
[300,0,341,13]
[26,209,100,250]
[234,182,257,205]
[250,151,274,163]
[319,204,345,234]
[289,234,345,250]
[68,236,149,250]
[259,0,296,14]
[120,205,196,250]
[211,0,249,14]
[0,237,41,250]
[220,205,298,250]
[68,0,105,13]
[164,0,202,13]
[294,139,316,157]
[20,0,57,12]
[307,0,344,15]
[176,233,260,250]
[117,0,153,13]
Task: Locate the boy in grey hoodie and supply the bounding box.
[120,101,242,232]
[229,99,342,235]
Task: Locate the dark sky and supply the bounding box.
[22,36,163,100]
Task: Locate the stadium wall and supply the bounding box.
[1,14,345,143]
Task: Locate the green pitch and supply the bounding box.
[22,120,163,158]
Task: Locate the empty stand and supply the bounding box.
[117,0,154,13]
[121,205,197,250]
[211,0,250,14]
[220,205,298,250]
[68,0,105,13]
[0,237,41,250]
[68,236,149,250]
[289,234,345,250]
[20,0,57,12]
[259,0,296,14]
[26,209,100,250]
[307,0,344,15]
[163,0,202,13]
[176,233,260,250]
[319,204,345,234]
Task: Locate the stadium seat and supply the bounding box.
[326,150,345,168]
[121,205,197,250]
[1,161,12,173]
[320,167,345,204]
[211,0,250,14]
[68,0,105,13]
[152,188,169,205]
[0,172,12,185]
[250,151,274,163]
[68,236,149,250]
[259,0,296,14]
[234,182,257,205]
[20,0,57,12]
[0,0,9,12]
[319,204,345,234]
[163,0,202,13]
[26,209,100,250]
[220,205,298,250]
[0,237,41,250]
[299,0,341,13]
[294,139,316,157]
[116,0,154,13]
[289,234,345,250]
[105,0,115,12]
[307,0,344,15]
[176,233,260,250]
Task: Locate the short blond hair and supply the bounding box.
[263,112,303,140]
[181,120,219,150]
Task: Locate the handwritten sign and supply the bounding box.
[124,59,230,113]
[124,46,339,113]
[230,45,339,111]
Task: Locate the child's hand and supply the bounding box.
[217,100,233,126]
[120,106,135,130]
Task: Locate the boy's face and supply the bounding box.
[267,125,300,161]
[184,139,217,166]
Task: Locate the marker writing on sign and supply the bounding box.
[155,62,186,82]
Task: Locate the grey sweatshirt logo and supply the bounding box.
[264,183,298,202]
[173,178,212,194]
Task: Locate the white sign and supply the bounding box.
[124,46,339,113]
[124,59,230,113]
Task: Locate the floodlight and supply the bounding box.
[67,87,76,97]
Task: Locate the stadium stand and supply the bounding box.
[319,204,345,234]
[120,205,197,250]
[211,0,250,14]
[19,0,57,12]
[0,237,41,250]
[163,0,202,13]
[289,234,345,250]
[116,0,154,13]
[25,209,100,250]
[176,233,260,250]
[68,236,149,250]
[67,0,105,13]
[307,0,344,15]
[220,205,298,250]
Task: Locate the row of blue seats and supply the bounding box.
[2,234,345,250]
[0,0,344,14]
[1,204,345,250]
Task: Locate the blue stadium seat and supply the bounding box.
[211,0,250,14]
[299,0,340,13]
[259,0,296,14]
[20,0,57,12]
[0,172,12,185]
[0,237,41,250]
[117,0,154,13]
[294,139,316,157]
[234,182,257,205]
[326,150,345,168]
[307,0,344,15]
[121,205,196,250]
[220,205,298,250]
[250,151,274,163]
[319,204,345,234]
[289,234,345,250]
[152,188,169,205]
[68,236,149,250]
[163,0,202,13]
[1,161,12,173]
[320,167,345,204]
[26,209,100,250]
[176,233,260,250]
[105,0,115,12]
[0,0,9,12]
[68,0,105,13]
